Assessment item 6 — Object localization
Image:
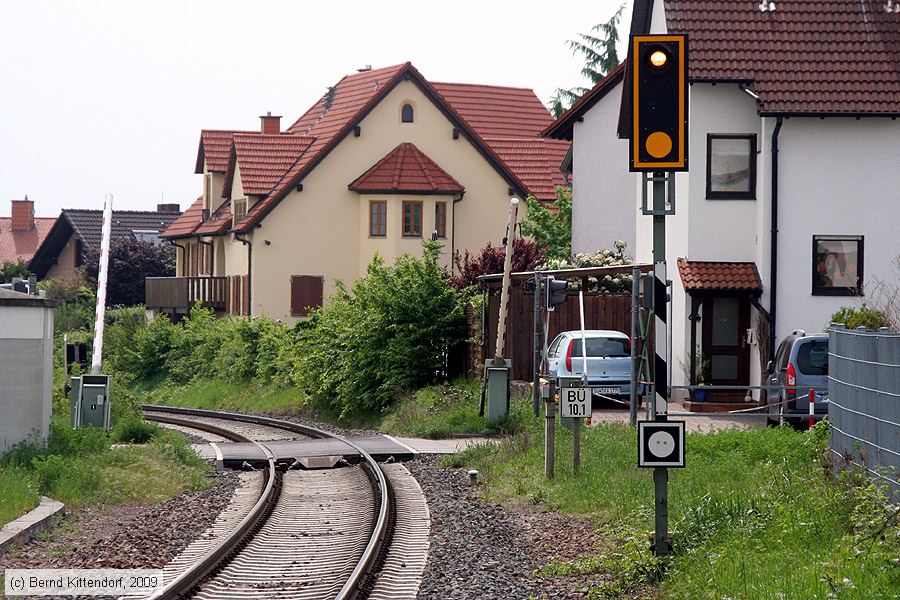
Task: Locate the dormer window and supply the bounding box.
[401,103,414,123]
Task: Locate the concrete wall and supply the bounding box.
[774,118,900,341]
[571,81,636,255]
[0,301,53,453]
[248,79,517,322]
[44,232,80,281]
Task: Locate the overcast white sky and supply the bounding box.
[0,1,630,217]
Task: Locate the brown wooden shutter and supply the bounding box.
[290,275,324,316]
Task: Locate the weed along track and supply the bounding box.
[139,405,429,600]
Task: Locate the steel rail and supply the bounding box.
[142,413,278,600]
[141,404,392,600]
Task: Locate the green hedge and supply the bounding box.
[102,242,465,419]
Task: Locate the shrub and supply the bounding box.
[294,242,466,418]
[451,239,546,291]
[111,416,160,444]
[539,242,634,293]
[82,237,175,306]
[830,304,892,331]
[0,258,30,283]
[40,277,96,333]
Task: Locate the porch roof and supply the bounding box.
[677,259,762,292]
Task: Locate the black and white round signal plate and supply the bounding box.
[638,421,685,468]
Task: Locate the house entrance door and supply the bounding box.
[701,295,751,395]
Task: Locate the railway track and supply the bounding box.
[140,405,428,600]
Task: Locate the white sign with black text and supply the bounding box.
[559,387,590,418]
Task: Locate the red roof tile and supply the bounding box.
[196,130,256,174]
[663,1,900,114]
[485,138,571,201]
[194,200,232,236]
[349,143,464,195]
[228,63,569,232]
[431,82,554,138]
[677,259,762,292]
[0,217,56,264]
[229,134,316,196]
[162,196,204,238]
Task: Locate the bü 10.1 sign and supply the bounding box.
[559,387,590,418]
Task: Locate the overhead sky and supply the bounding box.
[0,0,631,217]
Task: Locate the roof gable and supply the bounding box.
[190,63,570,234]
[349,143,464,195]
[225,134,316,197]
[196,130,256,174]
[543,63,626,141]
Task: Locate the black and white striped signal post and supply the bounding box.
[630,33,689,557]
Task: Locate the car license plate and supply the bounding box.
[595,386,619,394]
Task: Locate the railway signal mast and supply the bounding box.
[629,34,689,556]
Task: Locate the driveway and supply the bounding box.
[589,401,766,433]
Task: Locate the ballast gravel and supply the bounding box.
[0,471,239,574]
[408,456,610,599]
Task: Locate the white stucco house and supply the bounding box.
[545,0,900,399]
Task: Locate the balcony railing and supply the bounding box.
[146,276,247,315]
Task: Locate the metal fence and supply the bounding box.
[828,324,900,497]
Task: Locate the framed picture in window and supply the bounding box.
[812,235,863,296]
[706,134,756,199]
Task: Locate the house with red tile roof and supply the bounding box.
[154,62,569,321]
[0,198,57,269]
[545,0,900,401]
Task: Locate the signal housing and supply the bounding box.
[629,34,689,172]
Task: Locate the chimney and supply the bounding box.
[156,203,180,213]
[260,111,282,135]
[11,197,35,232]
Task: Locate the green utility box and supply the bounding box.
[484,359,512,424]
[557,375,584,430]
[71,374,111,430]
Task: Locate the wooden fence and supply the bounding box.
[480,283,635,381]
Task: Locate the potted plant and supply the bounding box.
[679,352,710,402]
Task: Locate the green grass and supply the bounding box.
[452,419,900,599]
[0,466,40,525]
[142,377,532,438]
[0,419,212,527]
[144,379,308,415]
[381,379,531,438]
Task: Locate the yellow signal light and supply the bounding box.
[649,50,668,68]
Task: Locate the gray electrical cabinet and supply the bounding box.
[484,359,512,424]
[71,374,111,430]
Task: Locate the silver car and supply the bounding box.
[547,330,636,405]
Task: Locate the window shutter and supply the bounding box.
[291,275,324,316]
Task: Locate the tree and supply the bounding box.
[550,4,625,117]
[82,238,175,306]
[0,258,30,283]
[451,239,546,291]
[519,187,572,261]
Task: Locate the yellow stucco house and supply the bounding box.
[149,62,569,322]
